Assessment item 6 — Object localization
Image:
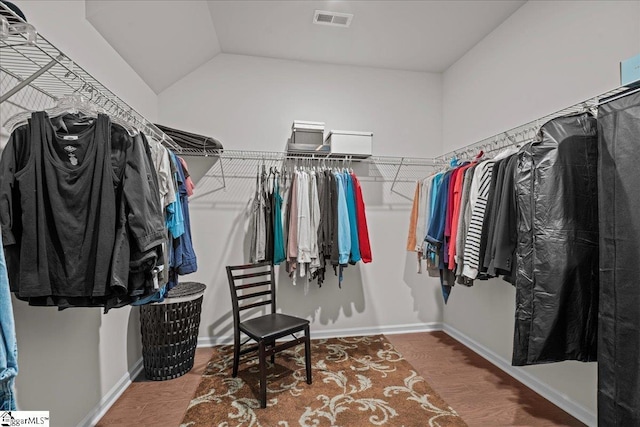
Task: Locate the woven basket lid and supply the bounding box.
[166,282,206,299]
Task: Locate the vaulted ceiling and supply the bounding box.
[85,0,526,94]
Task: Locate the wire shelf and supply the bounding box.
[0,1,179,150]
[185,150,438,203]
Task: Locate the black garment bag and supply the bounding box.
[597,90,640,426]
[513,112,599,366]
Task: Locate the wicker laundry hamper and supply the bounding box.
[140,282,206,381]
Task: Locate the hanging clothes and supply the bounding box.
[252,163,372,288]
[264,169,274,263]
[417,176,433,273]
[486,154,518,281]
[597,90,640,426]
[426,169,454,303]
[1,113,119,299]
[178,156,195,197]
[443,164,466,269]
[335,171,351,266]
[406,182,421,251]
[424,172,444,275]
[169,151,198,277]
[286,172,299,281]
[0,111,169,311]
[480,156,509,277]
[329,172,340,267]
[460,146,518,280]
[314,170,327,285]
[0,233,17,410]
[297,170,311,277]
[448,162,474,270]
[512,112,599,366]
[148,141,176,210]
[309,171,321,275]
[345,172,361,264]
[166,153,185,240]
[351,172,372,263]
[454,165,476,284]
[272,179,286,265]
[263,164,372,288]
[249,167,266,264]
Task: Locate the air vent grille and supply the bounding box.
[313,10,353,28]
[316,13,333,23]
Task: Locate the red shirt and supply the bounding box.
[352,173,372,263]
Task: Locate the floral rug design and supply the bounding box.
[180,335,467,427]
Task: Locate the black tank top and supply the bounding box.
[15,112,117,297]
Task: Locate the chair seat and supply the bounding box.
[240,313,309,341]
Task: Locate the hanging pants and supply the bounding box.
[0,233,18,410]
[597,90,640,426]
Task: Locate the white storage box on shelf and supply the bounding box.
[291,120,325,147]
[326,130,373,158]
[287,142,331,154]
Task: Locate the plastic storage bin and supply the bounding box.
[140,281,206,381]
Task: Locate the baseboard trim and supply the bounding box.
[76,358,144,427]
[197,322,444,347]
[442,324,596,427]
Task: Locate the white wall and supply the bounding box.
[8,2,157,426]
[441,0,640,423]
[158,53,444,344]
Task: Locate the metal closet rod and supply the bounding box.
[184,150,439,199]
[201,149,438,166]
[435,85,640,163]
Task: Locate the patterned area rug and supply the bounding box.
[180,335,466,427]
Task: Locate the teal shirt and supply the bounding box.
[273,181,286,265]
[345,172,361,263]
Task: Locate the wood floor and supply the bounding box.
[386,332,585,427]
[97,331,585,427]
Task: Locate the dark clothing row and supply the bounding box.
[0,111,197,311]
[513,112,599,367]
[418,148,519,302]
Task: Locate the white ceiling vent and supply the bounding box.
[313,10,353,28]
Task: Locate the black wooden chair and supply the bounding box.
[226,261,312,408]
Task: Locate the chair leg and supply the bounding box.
[232,331,240,378]
[259,340,267,408]
[270,342,275,365]
[304,325,312,385]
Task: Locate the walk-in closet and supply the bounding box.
[1,1,639,426]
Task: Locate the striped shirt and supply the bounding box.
[462,161,494,279]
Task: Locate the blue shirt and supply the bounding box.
[427,171,452,246]
[166,154,185,239]
[170,152,197,277]
[334,172,351,265]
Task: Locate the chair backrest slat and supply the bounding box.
[235,280,271,290]
[237,290,271,301]
[233,270,271,280]
[239,300,271,311]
